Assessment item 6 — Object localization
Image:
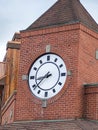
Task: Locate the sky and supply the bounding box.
[0,0,98,62]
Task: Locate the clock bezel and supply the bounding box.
[28,52,67,100]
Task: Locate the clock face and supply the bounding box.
[28,53,67,99]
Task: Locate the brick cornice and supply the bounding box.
[21,23,98,39]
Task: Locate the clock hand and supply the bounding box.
[37,72,52,80]
[36,72,50,80]
[46,73,52,78]
[33,73,49,90]
[36,76,44,80]
[37,71,51,85]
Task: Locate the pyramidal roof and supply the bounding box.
[26,0,98,32]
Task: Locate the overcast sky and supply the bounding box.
[0,0,98,62]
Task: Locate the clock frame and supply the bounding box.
[28,53,67,100]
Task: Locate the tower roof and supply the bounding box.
[26,0,98,32]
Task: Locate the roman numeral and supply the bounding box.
[61,73,66,76]
[39,60,43,64]
[59,64,63,68]
[58,82,62,86]
[53,89,56,93]
[54,58,58,62]
[37,90,41,94]
[45,92,48,97]
[47,55,50,61]
[32,84,37,90]
[30,76,34,79]
[34,67,37,71]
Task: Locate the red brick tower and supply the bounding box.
[1,0,98,124]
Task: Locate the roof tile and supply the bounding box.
[26,0,98,32]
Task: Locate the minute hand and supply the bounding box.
[37,72,50,85]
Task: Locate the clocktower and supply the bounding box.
[1,0,98,124]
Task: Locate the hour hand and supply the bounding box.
[36,72,50,80]
[36,72,52,81]
[46,73,52,78]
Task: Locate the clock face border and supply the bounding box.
[28,53,67,100]
[35,61,60,91]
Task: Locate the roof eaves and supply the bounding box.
[26,20,80,31]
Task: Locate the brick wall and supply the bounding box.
[2,23,98,124]
[78,26,98,84]
[15,23,81,121]
[84,85,98,120]
[78,25,98,120]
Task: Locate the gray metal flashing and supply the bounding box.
[83,83,98,87]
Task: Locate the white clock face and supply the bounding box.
[28,53,67,99]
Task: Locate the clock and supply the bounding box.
[28,53,67,100]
